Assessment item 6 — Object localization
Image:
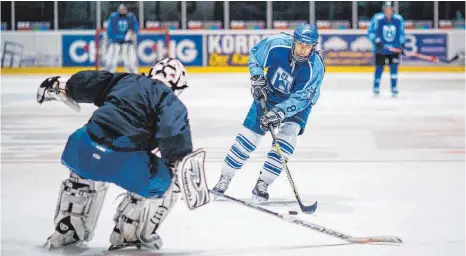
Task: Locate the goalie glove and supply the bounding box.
[36,76,81,112]
[37,76,61,104]
[124,30,137,44]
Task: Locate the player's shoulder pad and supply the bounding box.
[310,52,326,75]
[110,12,120,18]
[372,12,385,21]
[393,14,404,22]
[127,12,136,18]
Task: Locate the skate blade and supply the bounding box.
[43,238,82,251]
[251,194,268,205]
[108,242,142,251]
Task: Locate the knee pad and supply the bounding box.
[275,122,300,157]
[234,126,263,155]
[53,172,108,242]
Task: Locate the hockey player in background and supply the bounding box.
[212,24,325,204]
[367,1,406,96]
[37,58,209,250]
[104,4,139,73]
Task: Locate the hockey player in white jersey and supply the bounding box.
[104,4,139,73]
[212,24,325,203]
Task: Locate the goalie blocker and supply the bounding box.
[178,149,211,210]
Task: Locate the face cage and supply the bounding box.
[292,40,317,62]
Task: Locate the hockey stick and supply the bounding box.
[385,46,459,64]
[211,190,402,244]
[259,98,318,214]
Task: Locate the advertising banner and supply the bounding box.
[320,33,448,66]
[1,32,61,67]
[402,34,448,63]
[206,33,268,66]
[1,30,463,68]
[320,34,374,65]
[62,34,203,67]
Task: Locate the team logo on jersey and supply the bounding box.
[117,20,128,32]
[271,67,294,94]
[383,25,396,42]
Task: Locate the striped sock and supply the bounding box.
[221,128,262,177]
[261,139,295,184]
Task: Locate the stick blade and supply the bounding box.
[299,201,318,214]
[448,54,460,63]
[348,235,403,244]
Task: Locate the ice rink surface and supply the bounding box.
[1,72,465,256]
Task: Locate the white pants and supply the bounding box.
[104,42,138,74]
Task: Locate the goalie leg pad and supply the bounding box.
[122,43,138,74]
[46,172,108,248]
[110,177,180,249]
[104,43,120,72]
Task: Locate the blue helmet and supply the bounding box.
[292,24,319,62]
[382,1,393,9]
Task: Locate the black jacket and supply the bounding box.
[66,70,192,163]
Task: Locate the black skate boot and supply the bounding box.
[213,174,232,194]
[251,179,270,204]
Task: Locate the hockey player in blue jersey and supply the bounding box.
[37,58,210,250]
[212,24,325,203]
[104,4,139,73]
[367,1,406,96]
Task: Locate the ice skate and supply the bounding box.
[212,174,233,195]
[251,178,270,204]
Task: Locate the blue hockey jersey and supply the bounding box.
[248,33,325,118]
[367,13,406,54]
[106,12,139,43]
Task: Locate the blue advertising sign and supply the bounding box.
[62,34,203,67]
[320,33,448,66]
[402,33,447,61]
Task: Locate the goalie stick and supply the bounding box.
[259,98,318,214]
[211,190,402,244]
[386,46,460,64]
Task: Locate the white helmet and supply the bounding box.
[148,58,188,91]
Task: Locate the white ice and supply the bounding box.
[1,72,464,256]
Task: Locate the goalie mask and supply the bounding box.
[148,58,188,92]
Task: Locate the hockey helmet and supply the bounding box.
[292,24,319,62]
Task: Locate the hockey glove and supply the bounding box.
[260,106,285,131]
[37,76,61,104]
[250,75,268,101]
[374,38,383,52]
[124,30,137,44]
[36,76,81,111]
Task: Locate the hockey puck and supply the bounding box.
[288,210,298,215]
